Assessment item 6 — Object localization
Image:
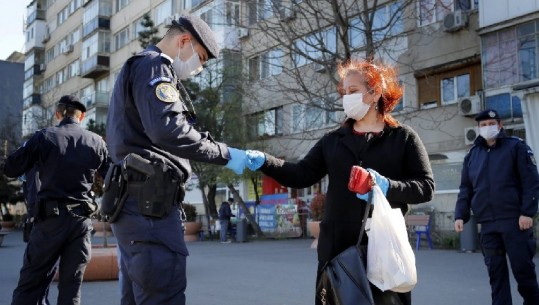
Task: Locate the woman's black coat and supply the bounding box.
[260,124,435,263]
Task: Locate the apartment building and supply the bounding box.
[21,0,538,229]
[236,0,537,230]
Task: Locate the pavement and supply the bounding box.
[0,230,535,305]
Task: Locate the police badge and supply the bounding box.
[155,83,179,103]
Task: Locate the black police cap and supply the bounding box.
[475,109,500,122]
[171,15,220,59]
[58,95,86,112]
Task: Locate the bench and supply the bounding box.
[405,214,433,250]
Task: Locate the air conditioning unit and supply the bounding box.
[39,64,46,72]
[62,44,74,54]
[237,28,249,39]
[458,95,481,116]
[464,127,478,145]
[443,10,468,32]
[279,6,296,22]
[42,33,50,43]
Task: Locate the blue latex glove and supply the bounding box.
[225,147,247,175]
[356,168,389,202]
[246,150,265,171]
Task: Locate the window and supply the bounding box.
[455,0,478,10]
[441,73,470,105]
[155,0,171,25]
[416,63,481,108]
[250,49,283,80]
[114,26,130,51]
[116,0,129,12]
[393,80,405,112]
[291,98,337,133]
[248,0,273,25]
[293,28,336,67]
[481,20,539,89]
[247,107,283,139]
[69,60,80,78]
[200,8,215,29]
[226,1,241,26]
[418,0,452,26]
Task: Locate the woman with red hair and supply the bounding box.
[247,59,435,305]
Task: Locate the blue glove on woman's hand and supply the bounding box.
[225,147,247,175]
[356,168,389,201]
[246,150,266,171]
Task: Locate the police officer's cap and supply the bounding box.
[475,109,500,122]
[171,15,220,59]
[58,95,86,112]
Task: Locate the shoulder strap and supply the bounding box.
[356,191,372,249]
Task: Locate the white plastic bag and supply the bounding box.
[367,185,417,293]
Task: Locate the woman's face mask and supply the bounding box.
[478,124,500,140]
[342,93,371,121]
[172,40,203,80]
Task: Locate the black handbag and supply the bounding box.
[316,193,403,305]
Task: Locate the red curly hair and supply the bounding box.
[337,60,403,127]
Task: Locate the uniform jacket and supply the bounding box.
[4,117,109,204]
[455,130,539,224]
[260,124,434,262]
[106,45,230,182]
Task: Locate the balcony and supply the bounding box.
[26,9,45,25]
[81,55,110,79]
[83,91,110,110]
[24,64,45,80]
[83,17,110,38]
[23,94,42,109]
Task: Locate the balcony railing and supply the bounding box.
[83,17,110,38]
[26,9,45,25]
[83,91,110,109]
[81,55,110,79]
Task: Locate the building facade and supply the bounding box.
[21,0,538,230]
[0,54,25,156]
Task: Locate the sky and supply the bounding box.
[0,0,28,60]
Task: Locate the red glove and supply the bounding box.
[348,165,373,195]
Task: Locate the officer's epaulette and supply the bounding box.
[159,53,173,65]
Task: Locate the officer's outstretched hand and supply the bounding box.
[225,147,247,175]
[246,150,265,171]
[356,168,389,202]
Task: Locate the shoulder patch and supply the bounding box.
[149,76,173,87]
[155,83,179,103]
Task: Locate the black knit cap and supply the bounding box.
[171,15,220,59]
[58,95,86,112]
[475,109,500,122]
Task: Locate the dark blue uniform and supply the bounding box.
[455,130,539,305]
[106,45,231,305]
[4,117,109,305]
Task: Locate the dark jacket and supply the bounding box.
[260,124,434,262]
[219,202,234,221]
[4,118,109,204]
[106,45,230,182]
[455,130,539,224]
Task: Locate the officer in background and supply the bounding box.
[3,95,109,305]
[455,109,539,305]
[106,15,251,305]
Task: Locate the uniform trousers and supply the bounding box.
[480,218,539,305]
[112,198,188,305]
[11,208,92,305]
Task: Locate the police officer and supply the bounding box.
[455,109,539,305]
[4,95,109,305]
[106,15,250,304]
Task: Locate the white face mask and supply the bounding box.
[172,41,203,80]
[342,93,371,121]
[479,125,499,140]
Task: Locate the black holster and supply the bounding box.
[100,164,127,223]
[127,162,183,219]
